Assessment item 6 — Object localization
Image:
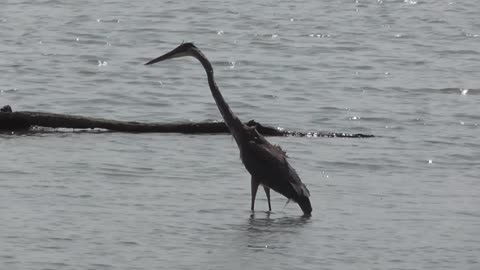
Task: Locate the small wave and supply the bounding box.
[0,88,18,93]
[48,237,74,242]
[436,49,479,55]
[96,18,120,23]
[436,88,479,95]
[117,241,139,246]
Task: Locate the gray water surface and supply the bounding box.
[1,1,479,269]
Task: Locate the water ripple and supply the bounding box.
[1,1,479,270]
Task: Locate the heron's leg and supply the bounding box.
[251,177,260,211]
[263,186,271,212]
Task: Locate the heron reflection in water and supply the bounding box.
[145,43,312,216]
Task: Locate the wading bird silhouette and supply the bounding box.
[145,43,312,216]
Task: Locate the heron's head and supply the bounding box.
[145,42,199,65]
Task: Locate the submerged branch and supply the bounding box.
[0,105,374,138]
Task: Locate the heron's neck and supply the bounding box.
[195,52,246,141]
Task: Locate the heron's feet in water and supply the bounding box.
[264,186,272,212]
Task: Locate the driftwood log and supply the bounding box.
[0,105,374,138]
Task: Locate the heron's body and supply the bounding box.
[145,43,312,215]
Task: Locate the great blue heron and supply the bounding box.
[145,43,312,216]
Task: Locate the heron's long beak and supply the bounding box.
[145,46,189,65]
